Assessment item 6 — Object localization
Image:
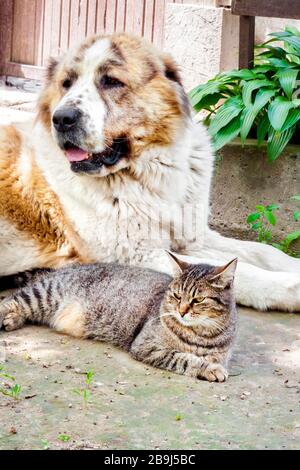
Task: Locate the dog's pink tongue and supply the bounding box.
[65,148,89,162]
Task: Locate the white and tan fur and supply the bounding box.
[1,34,300,312]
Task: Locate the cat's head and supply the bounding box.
[161,252,237,334]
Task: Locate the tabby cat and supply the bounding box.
[0,253,237,382]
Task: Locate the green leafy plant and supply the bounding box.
[58,434,71,443]
[291,195,300,221]
[189,26,300,161]
[73,369,94,407]
[0,365,21,400]
[247,198,300,257]
[41,439,50,450]
[247,204,279,243]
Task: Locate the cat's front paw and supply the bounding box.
[0,299,25,331]
[201,363,228,382]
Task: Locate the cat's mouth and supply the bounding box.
[63,138,130,174]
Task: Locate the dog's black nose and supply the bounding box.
[52,107,81,132]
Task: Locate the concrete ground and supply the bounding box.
[0,85,299,450]
[0,82,36,125]
[0,308,300,450]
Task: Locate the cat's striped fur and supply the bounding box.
[0,255,237,382]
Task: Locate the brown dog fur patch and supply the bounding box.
[0,125,89,267]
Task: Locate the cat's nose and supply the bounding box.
[179,303,190,316]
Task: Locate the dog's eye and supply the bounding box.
[62,78,73,89]
[101,75,124,89]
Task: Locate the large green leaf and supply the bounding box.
[281,108,300,132]
[240,89,276,143]
[209,96,243,135]
[189,82,224,107]
[218,69,256,81]
[267,126,296,162]
[285,26,300,37]
[212,116,241,151]
[266,58,295,68]
[253,65,276,74]
[286,53,300,65]
[257,114,270,145]
[255,45,286,59]
[276,68,299,99]
[283,36,300,53]
[268,96,298,131]
[193,92,223,112]
[242,80,275,107]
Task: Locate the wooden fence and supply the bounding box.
[0,0,229,80]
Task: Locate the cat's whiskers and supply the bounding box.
[160,312,175,318]
[178,314,225,332]
[161,310,224,333]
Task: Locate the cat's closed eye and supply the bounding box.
[173,292,181,301]
[191,297,205,305]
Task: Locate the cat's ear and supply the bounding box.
[166,251,189,275]
[209,258,238,288]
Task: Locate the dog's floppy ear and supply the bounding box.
[46,57,60,82]
[162,53,183,85]
[161,53,191,117]
[166,251,190,275]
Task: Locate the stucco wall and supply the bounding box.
[164,2,300,91]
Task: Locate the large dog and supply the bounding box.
[0,34,300,311]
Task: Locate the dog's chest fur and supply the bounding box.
[33,121,213,269]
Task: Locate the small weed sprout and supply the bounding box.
[247,198,300,257]
[41,439,50,450]
[247,204,279,243]
[58,434,71,443]
[0,365,21,400]
[73,369,94,407]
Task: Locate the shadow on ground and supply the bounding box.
[0,308,300,450]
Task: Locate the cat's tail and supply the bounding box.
[0,268,54,292]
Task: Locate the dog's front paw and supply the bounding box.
[201,363,228,382]
[0,299,25,331]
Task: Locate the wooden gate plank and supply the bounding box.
[232,0,300,20]
[152,0,166,47]
[12,0,37,65]
[42,0,54,64]
[34,0,45,65]
[105,0,117,34]
[115,0,126,33]
[86,0,98,35]
[60,0,71,52]
[143,0,155,42]
[49,0,62,57]
[95,0,107,34]
[0,0,13,70]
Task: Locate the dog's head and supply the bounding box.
[38,34,191,177]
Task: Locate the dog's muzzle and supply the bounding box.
[52,107,130,175]
[68,138,130,174]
